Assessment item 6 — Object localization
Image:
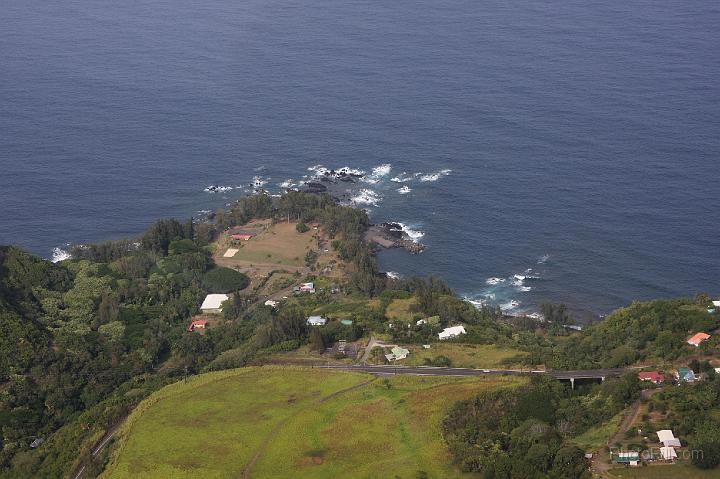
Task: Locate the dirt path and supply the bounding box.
[592,388,662,476]
[72,424,121,479]
[239,379,374,479]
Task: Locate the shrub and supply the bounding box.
[296,222,310,233]
[202,267,250,293]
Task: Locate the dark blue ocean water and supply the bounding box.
[2,0,719,318]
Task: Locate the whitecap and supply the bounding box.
[537,254,550,264]
[485,277,506,285]
[279,179,296,188]
[351,189,382,206]
[390,172,414,183]
[204,185,235,193]
[500,300,520,311]
[51,246,71,263]
[385,271,401,280]
[395,222,424,242]
[252,176,268,188]
[397,186,412,194]
[418,169,452,182]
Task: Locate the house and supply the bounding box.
[687,332,711,347]
[30,438,44,448]
[638,371,664,384]
[200,293,230,314]
[340,319,353,326]
[264,299,279,308]
[676,367,696,382]
[660,446,677,461]
[385,346,410,362]
[187,319,208,332]
[298,282,315,293]
[438,325,467,340]
[657,430,681,447]
[228,227,257,241]
[613,451,640,466]
[307,315,327,326]
[712,300,720,308]
[309,222,321,229]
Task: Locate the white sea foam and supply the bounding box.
[204,185,235,193]
[396,222,424,242]
[351,189,382,206]
[418,169,452,182]
[279,179,296,188]
[500,300,520,311]
[51,246,71,263]
[397,186,412,194]
[485,277,506,285]
[390,172,414,183]
[308,165,366,177]
[386,271,401,280]
[537,254,550,264]
[252,176,268,188]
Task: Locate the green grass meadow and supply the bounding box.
[103,367,525,478]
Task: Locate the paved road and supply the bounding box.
[310,364,628,380]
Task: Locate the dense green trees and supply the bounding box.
[201,267,250,293]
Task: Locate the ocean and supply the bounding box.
[1,0,718,319]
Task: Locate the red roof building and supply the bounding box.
[638,371,665,384]
[187,319,208,332]
[687,332,711,347]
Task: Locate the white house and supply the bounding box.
[200,294,230,314]
[439,325,467,340]
[712,300,720,308]
[657,430,681,447]
[299,282,315,293]
[385,346,410,362]
[307,315,327,326]
[264,299,279,308]
[660,446,677,461]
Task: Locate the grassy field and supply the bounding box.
[607,464,720,478]
[103,367,525,478]
[401,343,527,369]
[228,222,315,267]
[385,298,419,323]
[570,410,624,450]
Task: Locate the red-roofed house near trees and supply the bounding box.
[187,319,208,332]
[638,371,664,384]
[687,332,710,347]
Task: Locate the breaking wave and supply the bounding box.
[351,189,382,206]
[51,246,71,263]
[419,169,452,182]
[397,186,412,194]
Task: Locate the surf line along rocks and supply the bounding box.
[365,223,425,254]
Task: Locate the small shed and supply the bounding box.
[613,451,640,465]
[307,315,327,326]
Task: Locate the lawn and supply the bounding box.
[608,463,720,479]
[103,367,525,479]
[570,410,624,450]
[227,222,316,267]
[385,298,419,323]
[401,343,527,369]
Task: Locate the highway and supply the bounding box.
[309,363,628,380]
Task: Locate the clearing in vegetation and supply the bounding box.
[219,222,318,268]
[103,367,525,479]
[402,343,527,369]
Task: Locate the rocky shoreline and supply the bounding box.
[365,223,425,254]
